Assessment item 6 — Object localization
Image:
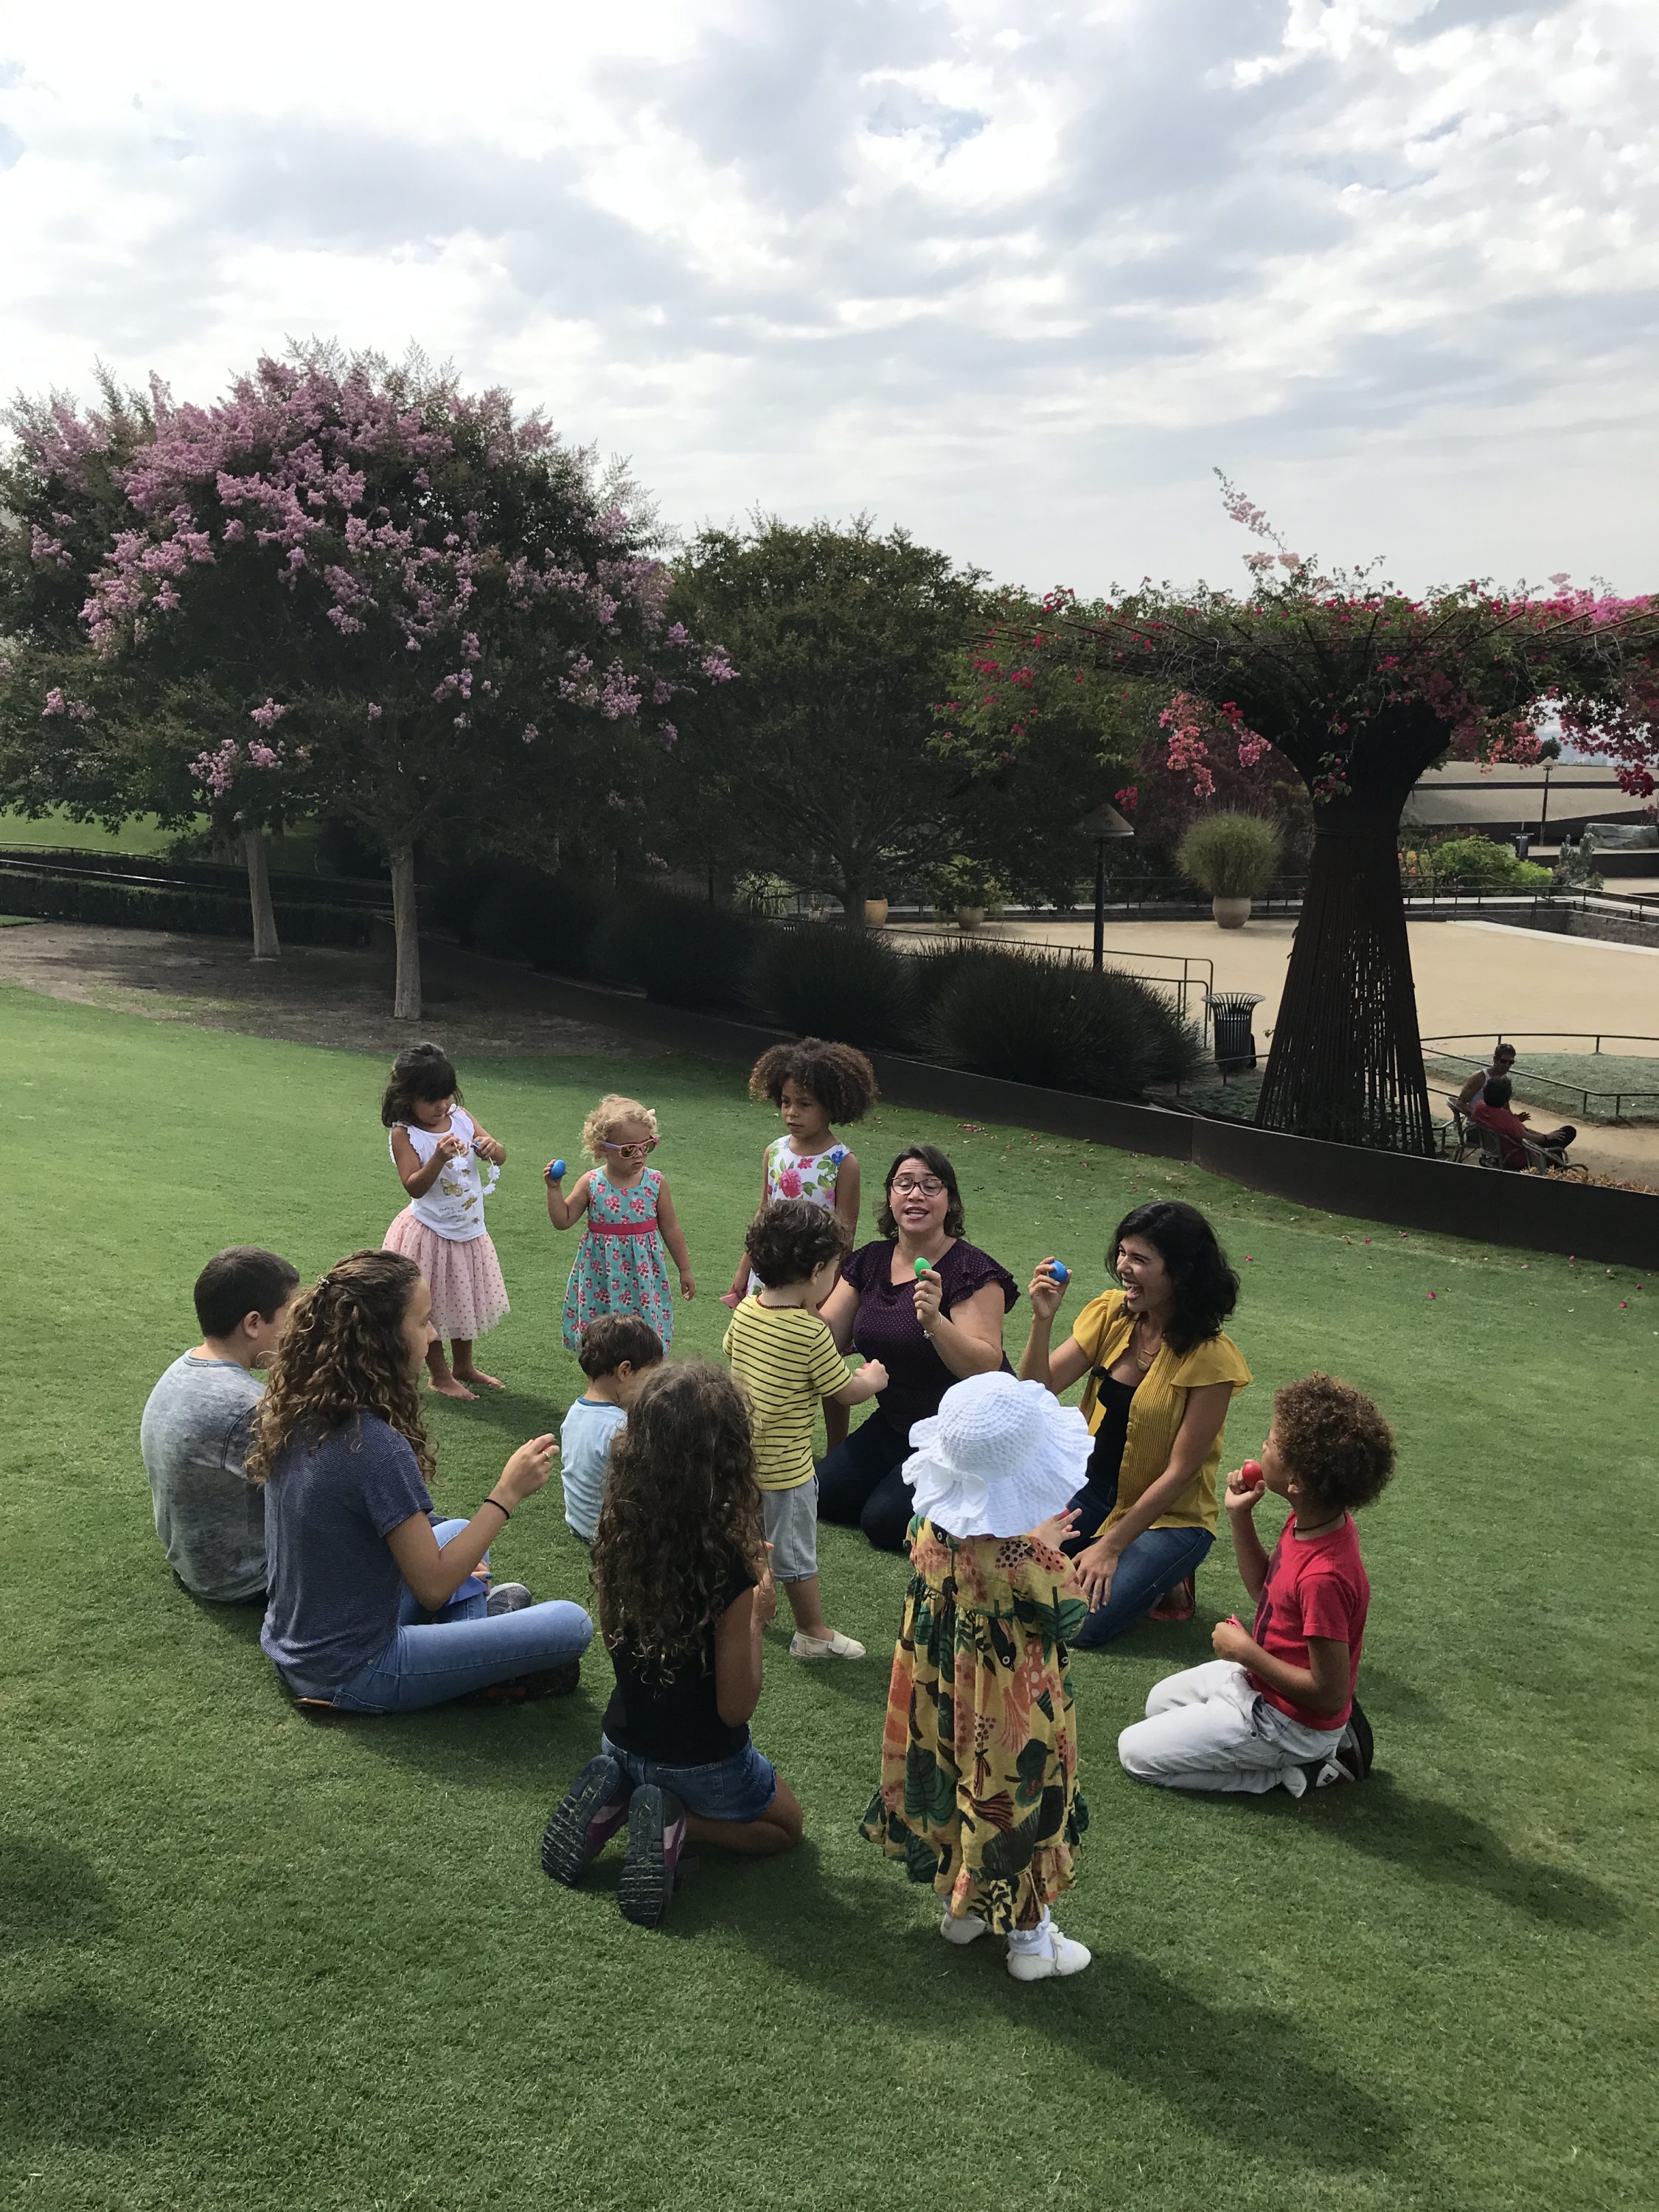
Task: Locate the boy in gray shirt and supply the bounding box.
[141,1246,300,1602]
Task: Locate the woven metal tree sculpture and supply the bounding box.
[949,500,1659,1152]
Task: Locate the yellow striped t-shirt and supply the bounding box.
[722,1297,851,1492]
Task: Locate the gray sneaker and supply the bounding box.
[486,1582,535,1615]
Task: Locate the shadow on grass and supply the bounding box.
[1310,1772,1624,1930]
[0,1837,115,1953]
[0,1991,201,2149]
[717,1853,1405,2175]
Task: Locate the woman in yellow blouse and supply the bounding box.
[1019,1201,1249,1648]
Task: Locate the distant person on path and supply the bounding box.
[816,1146,1018,1553]
[723,1037,879,1455]
[560,1314,664,1547]
[1117,1374,1390,1798]
[547,1094,695,1352]
[1019,1201,1250,1645]
[381,1042,510,1399]
[541,1363,804,1929]
[723,1200,886,1661]
[141,1245,300,1603]
[251,1250,592,1714]
[1453,1041,1517,1113]
[1469,1075,1576,1169]
[860,1371,1094,1983]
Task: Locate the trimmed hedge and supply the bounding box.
[751,922,919,1046]
[931,943,1203,1096]
[0,866,372,947]
[0,843,389,907]
[593,889,762,1009]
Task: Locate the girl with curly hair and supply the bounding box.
[1019,1200,1251,1646]
[250,1250,592,1714]
[540,1362,803,1929]
[723,1038,880,1453]
[546,1094,695,1352]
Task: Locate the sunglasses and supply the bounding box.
[602,1137,660,1158]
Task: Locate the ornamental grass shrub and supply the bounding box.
[1428,835,1552,891]
[932,944,1202,1097]
[593,888,761,1009]
[749,922,919,1046]
[1176,812,1282,899]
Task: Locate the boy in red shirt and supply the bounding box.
[1117,1374,1392,1798]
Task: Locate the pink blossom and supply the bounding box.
[249,698,286,729]
[41,688,66,716]
[366,701,382,720]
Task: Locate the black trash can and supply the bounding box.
[1512,831,1532,861]
[1209,991,1265,1071]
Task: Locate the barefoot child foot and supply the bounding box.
[451,1342,505,1391]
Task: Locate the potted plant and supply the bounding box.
[863,889,890,927]
[927,855,1007,930]
[1176,813,1282,928]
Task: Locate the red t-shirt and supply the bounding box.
[1469,1096,1529,1169]
[1248,1513,1369,1731]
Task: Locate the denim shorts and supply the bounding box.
[600,1733,779,1823]
[762,1478,818,1583]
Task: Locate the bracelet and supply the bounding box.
[481,1496,511,1521]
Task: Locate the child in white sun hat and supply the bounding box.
[859,1371,1096,1983]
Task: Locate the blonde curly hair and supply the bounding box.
[582,1093,658,1164]
[245,1249,434,1486]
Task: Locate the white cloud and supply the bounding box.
[1,0,1655,594]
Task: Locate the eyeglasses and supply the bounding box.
[891,1175,945,1196]
[602,1137,659,1158]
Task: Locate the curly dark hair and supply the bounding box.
[1272,1373,1394,1514]
[1110,1200,1238,1357]
[246,1249,434,1486]
[577,1312,664,1380]
[593,1363,766,1683]
[381,1042,463,1129]
[1484,1076,1514,1107]
[744,1198,852,1289]
[748,1038,879,1124]
[874,1145,966,1239]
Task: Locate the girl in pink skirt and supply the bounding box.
[383,1043,510,1399]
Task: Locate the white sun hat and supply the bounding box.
[902,1371,1095,1541]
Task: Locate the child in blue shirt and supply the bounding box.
[561,1314,664,1543]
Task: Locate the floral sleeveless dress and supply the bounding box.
[860,1517,1089,1933]
[747,1137,849,1293]
[561,1166,674,1352]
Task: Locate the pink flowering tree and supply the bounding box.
[71,345,724,1015]
[960,482,1659,1152]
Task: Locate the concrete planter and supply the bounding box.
[863,898,889,927]
[1211,894,1252,929]
[956,905,986,929]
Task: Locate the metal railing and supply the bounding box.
[1419,1033,1659,1121]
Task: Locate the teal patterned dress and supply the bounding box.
[561,1167,674,1352]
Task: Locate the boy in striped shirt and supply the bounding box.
[723,1200,886,1661]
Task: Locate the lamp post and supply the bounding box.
[1077,801,1135,973]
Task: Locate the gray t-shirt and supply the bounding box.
[139,1354,267,1602]
[559,1397,627,1542]
[260,1413,433,1697]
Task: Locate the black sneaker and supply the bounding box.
[486,1582,535,1616]
[1338,1698,1374,1779]
[461,1660,581,1705]
[541,1753,631,1885]
[617,1786,689,1930]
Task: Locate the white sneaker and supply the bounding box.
[939,1909,990,1947]
[1006,1923,1092,1982]
[790,1629,866,1660]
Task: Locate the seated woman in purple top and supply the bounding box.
[817,1144,1018,1552]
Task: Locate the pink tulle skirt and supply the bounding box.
[383,1209,510,1342]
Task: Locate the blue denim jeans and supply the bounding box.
[328,1519,594,1712]
[599,1733,779,1823]
[1068,1523,1214,1649]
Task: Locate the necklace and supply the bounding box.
[1130,1314,1164,1368]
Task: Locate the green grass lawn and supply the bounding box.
[3,984,1654,2212]
[1424,1051,1659,1123]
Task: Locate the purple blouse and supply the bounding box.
[840,1237,1019,1437]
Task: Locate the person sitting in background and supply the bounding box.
[1453,1041,1517,1113]
[140,1245,300,1604]
[1469,1076,1576,1169]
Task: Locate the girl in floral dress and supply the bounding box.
[548,1096,695,1353]
[724,1038,878,1450]
[861,1370,1095,1983]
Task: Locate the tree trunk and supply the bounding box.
[390,844,422,1021]
[836,872,866,926]
[243,827,280,961]
[1254,805,1433,1153]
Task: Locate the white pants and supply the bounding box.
[1117,1660,1343,1795]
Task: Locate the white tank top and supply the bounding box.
[394,1107,492,1242]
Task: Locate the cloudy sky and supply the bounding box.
[2,1,1654,596]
